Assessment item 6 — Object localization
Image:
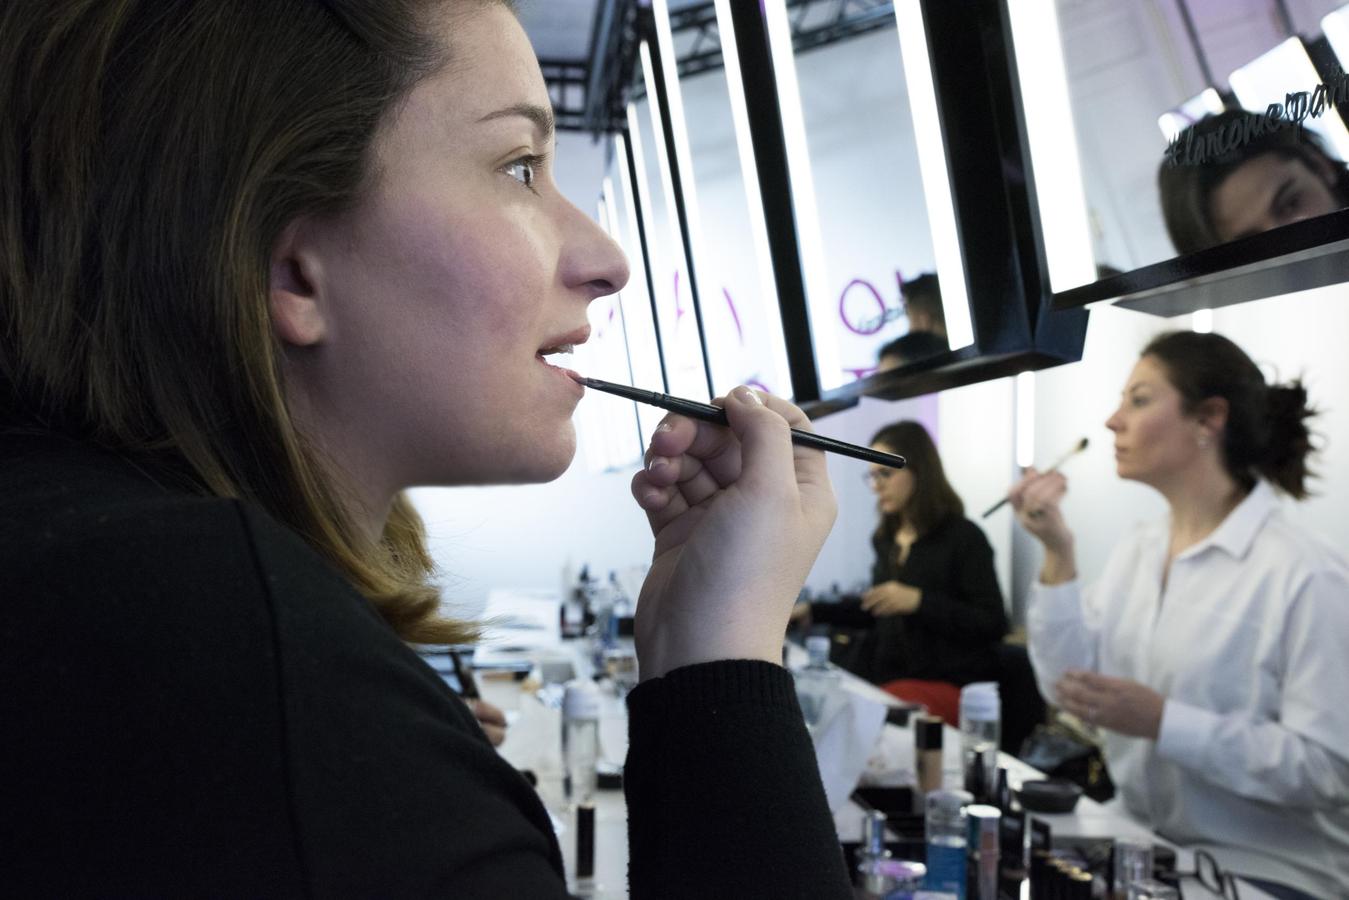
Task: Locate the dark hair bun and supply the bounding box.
[1264,380,1317,499]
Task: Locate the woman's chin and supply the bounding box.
[513,429,578,483]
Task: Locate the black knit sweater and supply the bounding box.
[0,431,851,898]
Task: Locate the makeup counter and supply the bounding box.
[432,589,1274,900]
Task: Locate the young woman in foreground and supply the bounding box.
[0,2,851,895]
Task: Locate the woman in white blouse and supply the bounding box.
[1011,331,1349,900]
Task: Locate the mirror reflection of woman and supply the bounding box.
[796,422,1008,719]
[1012,332,1349,900]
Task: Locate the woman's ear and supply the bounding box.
[269,221,328,347]
[1194,396,1229,440]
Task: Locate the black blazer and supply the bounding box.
[812,516,1008,686]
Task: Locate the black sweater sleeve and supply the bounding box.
[624,660,853,899]
[1,491,572,897]
[905,519,1008,642]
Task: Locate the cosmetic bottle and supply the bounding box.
[958,683,1000,798]
[793,634,839,728]
[924,789,972,900]
[965,804,1000,900]
[914,715,944,799]
[997,809,1028,896]
[993,766,1011,813]
[562,679,601,804]
[857,809,894,897]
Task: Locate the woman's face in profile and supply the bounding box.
[282,4,628,493]
[869,446,915,516]
[1105,356,1205,486]
[1208,152,1343,244]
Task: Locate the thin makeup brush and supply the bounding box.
[981,437,1089,518]
[573,375,906,470]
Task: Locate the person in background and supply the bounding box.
[876,329,949,373]
[794,421,1008,722]
[1158,109,1349,254]
[1012,331,1349,900]
[899,272,947,340]
[876,274,949,372]
[0,2,851,896]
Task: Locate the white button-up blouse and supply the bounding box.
[1027,481,1349,898]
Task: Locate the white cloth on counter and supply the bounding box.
[809,679,889,813]
[1026,480,1349,898]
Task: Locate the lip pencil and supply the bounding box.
[574,375,906,470]
[981,436,1089,518]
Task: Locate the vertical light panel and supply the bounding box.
[1015,371,1036,469]
[636,45,706,401]
[893,0,977,350]
[1229,37,1349,162]
[609,137,667,440]
[1325,6,1349,68]
[710,0,793,397]
[649,0,714,365]
[1006,0,1098,292]
[760,0,843,389]
[637,43,688,294]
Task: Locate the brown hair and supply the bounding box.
[1158,109,1349,254]
[0,0,511,644]
[869,421,964,551]
[1142,331,1317,499]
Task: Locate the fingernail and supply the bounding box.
[646,456,668,473]
[733,386,762,406]
[655,421,674,436]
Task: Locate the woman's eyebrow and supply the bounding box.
[476,102,555,142]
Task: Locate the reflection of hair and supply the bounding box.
[900,273,946,334]
[877,330,948,366]
[869,421,964,544]
[1158,110,1349,254]
[1142,331,1317,499]
[0,1,510,644]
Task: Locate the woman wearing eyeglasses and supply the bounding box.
[796,421,1008,720]
[1011,332,1349,900]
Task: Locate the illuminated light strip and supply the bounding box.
[624,104,658,269]
[1006,0,1097,292]
[612,132,657,369]
[638,42,692,307]
[892,0,977,351]
[1325,7,1349,68]
[602,174,648,462]
[614,131,669,404]
[1229,37,1349,163]
[760,0,843,390]
[650,0,714,358]
[1015,371,1036,469]
[711,0,793,397]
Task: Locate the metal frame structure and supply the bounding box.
[541,0,901,135]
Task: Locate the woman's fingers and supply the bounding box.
[631,470,690,532]
[644,448,724,509]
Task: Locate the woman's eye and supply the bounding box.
[503,156,540,190]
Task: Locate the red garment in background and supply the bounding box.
[881,679,960,725]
